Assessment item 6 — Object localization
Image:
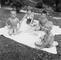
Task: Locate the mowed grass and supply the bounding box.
[0,8,61,60]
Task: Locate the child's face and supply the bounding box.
[11,14,16,18]
[10,11,16,18]
[39,14,48,25]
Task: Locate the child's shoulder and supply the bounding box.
[47,21,53,26]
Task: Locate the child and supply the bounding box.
[36,13,54,48]
[6,10,20,35]
[42,21,54,48]
[26,10,35,25]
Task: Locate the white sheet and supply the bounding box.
[51,25,61,36]
[0,18,61,54]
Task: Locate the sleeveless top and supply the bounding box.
[7,17,19,28]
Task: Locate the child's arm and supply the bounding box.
[16,18,20,29]
[6,18,11,28]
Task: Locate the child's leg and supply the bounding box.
[42,33,54,48]
[13,27,18,35]
[13,24,20,34]
[8,28,13,35]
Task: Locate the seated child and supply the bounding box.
[42,21,54,48]
[36,13,54,48]
[39,13,53,32]
[6,10,20,35]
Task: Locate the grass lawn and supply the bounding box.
[0,8,61,60]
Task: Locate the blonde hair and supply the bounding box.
[10,10,16,15]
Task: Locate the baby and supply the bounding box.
[6,10,20,35]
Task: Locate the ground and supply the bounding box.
[0,8,61,60]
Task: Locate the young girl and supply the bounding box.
[6,10,20,35]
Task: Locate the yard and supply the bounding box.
[0,8,61,60]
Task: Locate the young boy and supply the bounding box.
[36,13,54,48]
[6,10,20,35]
[39,13,53,32]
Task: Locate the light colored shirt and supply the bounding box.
[7,17,19,29]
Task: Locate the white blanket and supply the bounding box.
[0,18,61,54]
